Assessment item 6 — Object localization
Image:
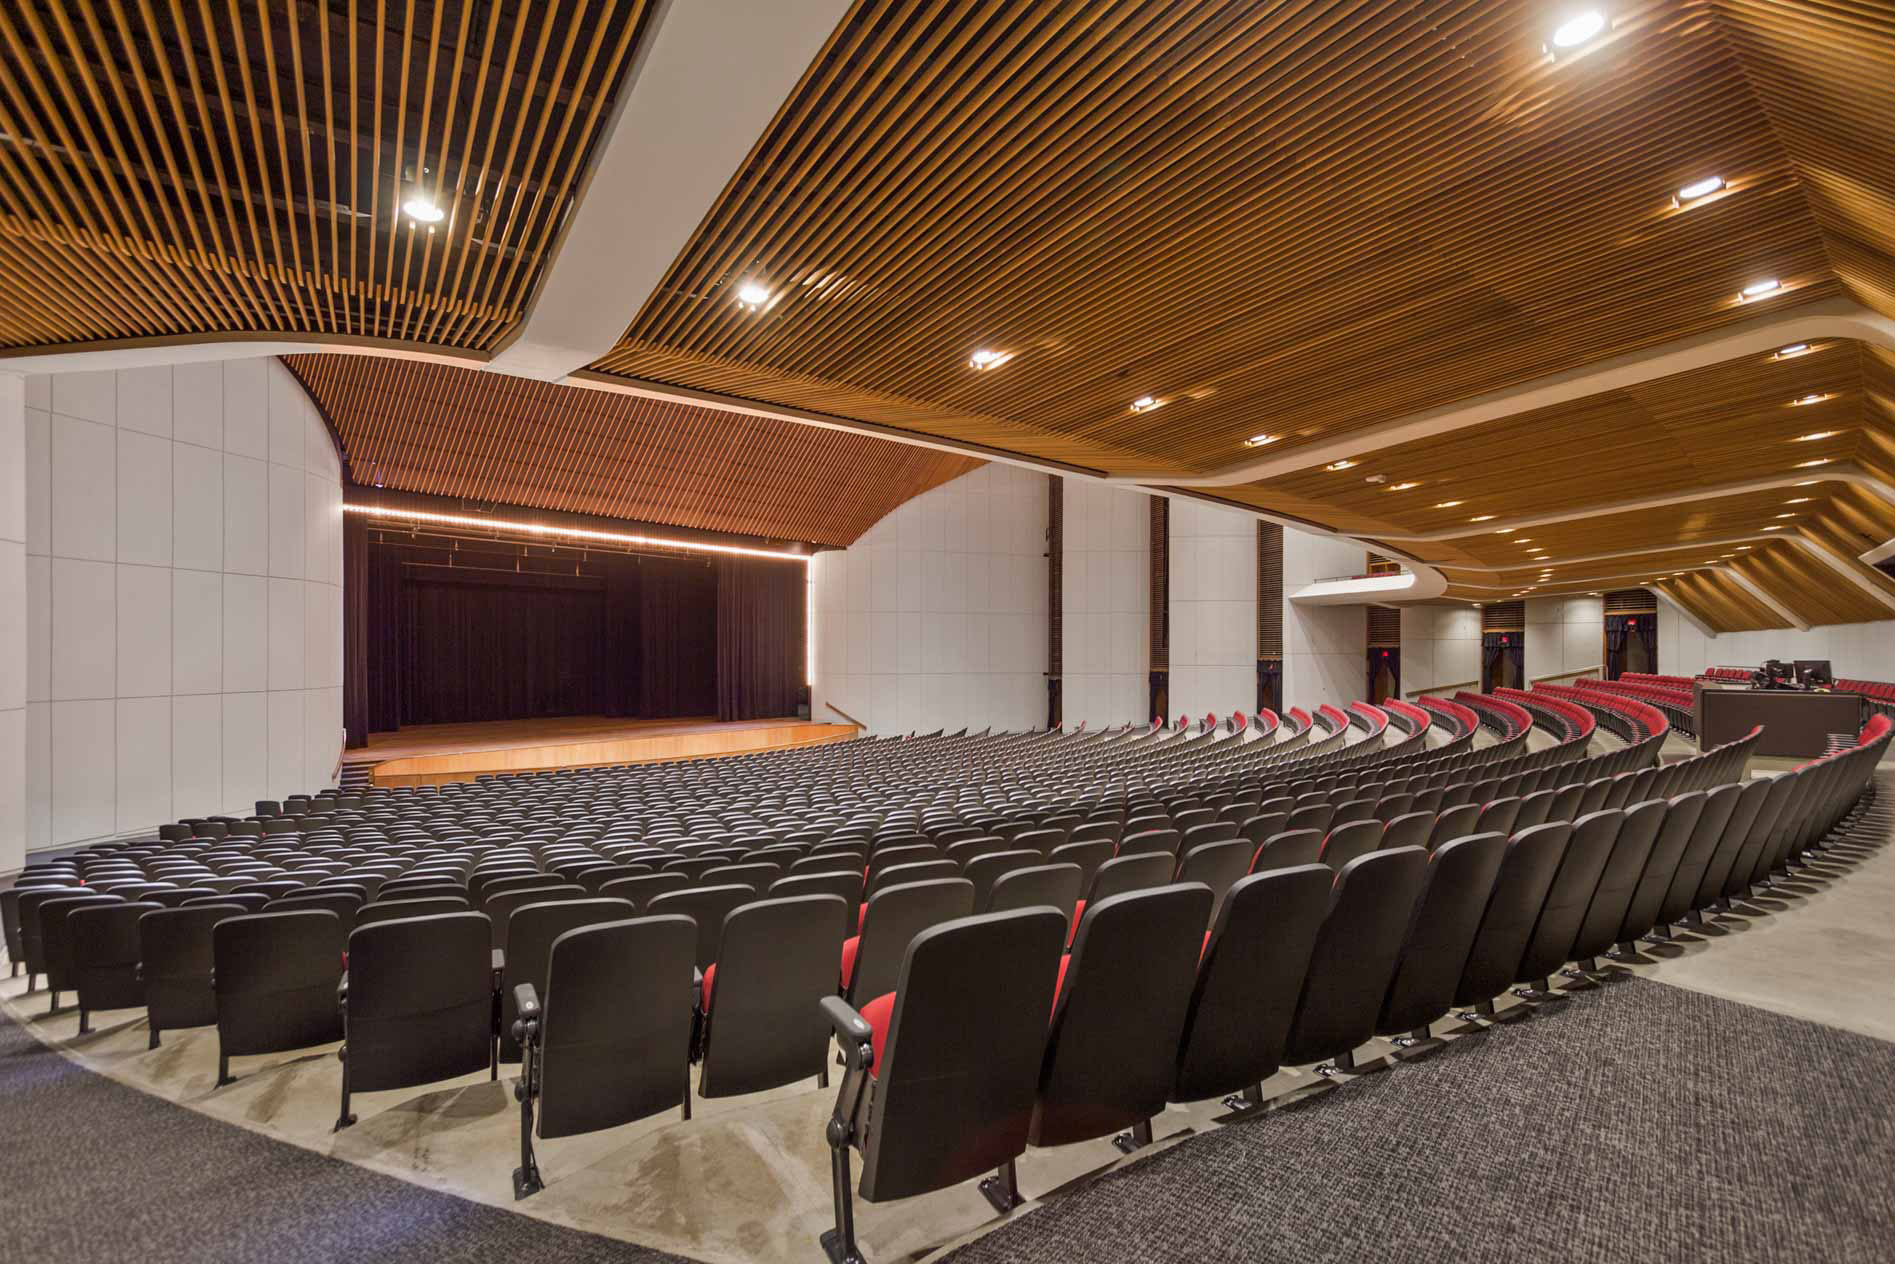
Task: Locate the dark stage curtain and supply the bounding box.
[1257,658,1282,715]
[716,558,806,720]
[342,516,371,747]
[1370,648,1400,703]
[1605,613,1657,679]
[364,542,406,735]
[401,570,607,725]
[639,557,718,718]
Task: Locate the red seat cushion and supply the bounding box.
[840,935,860,988]
[701,961,717,1012]
[861,991,896,1075]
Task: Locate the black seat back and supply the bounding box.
[1172,866,1332,1102]
[1426,803,1481,850]
[598,872,692,913]
[37,892,122,997]
[1319,819,1382,871]
[965,850,1042,909]
[1117,828,1181,859]
[499,898,636,1060]
[72,901,163,1020]
[1567,799,1668,963]
[484,884,586,951]
[1250,828,1323,874]
[846,878,975,1005]
[1619,792,1706,942]
[985,863,1083,927]
[1512,810,1625,986]
[1663,784,1742,924]
[1029,884,1214,1147]
[1279,848,1429,1066]
[1046,840,1114,893]
[1380,810,1433,852]
[1374,834,1508,1037]
[213,910,346,1060]
[356,896,469,928]
[1085,852,1175,905]
[537,916,697,1140]
[856,909,1066,1202]
[768,870,864,907]
[141,903,245,1040]
[648,884,758,970]
[699,895,851,1098]
[1174,840,1250,924]
[270,890,362,934]
[345,913,494,1093]
[1452,822,1572,1007]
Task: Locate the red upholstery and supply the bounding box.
[840,935,860,988]
[861,991,896,1075]
[1067,899,1085,948]
[1052,953,1072,1016]
[701,962,716,1011]
[857,903,867,933]
[1859,714,1892,745]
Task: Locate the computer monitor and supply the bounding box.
[1794,659,1833,687]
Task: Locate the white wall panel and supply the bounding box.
[1526,596,1603,680]
[21,358,344,852]
[1062,477,1149,727]
[812,464,1046,736]
[1280,525,1368,713]
[1169,498,1257,720]
[1400,604,1482,696]
[0,543,22,713]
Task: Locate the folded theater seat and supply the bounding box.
[819,909,1068,1263]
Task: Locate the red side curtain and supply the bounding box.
[716,558,805,721]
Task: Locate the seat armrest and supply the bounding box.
[513,982,540,1024]
[492,948,505,973]
[336,971,349,1006]
[821,996,874,1070]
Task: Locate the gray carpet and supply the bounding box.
[949,977,1895,1263]
[0,1006,694,1264]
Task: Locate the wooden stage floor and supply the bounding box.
[345,715,858,787]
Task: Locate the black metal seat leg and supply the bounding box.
[1113,1118,1156,1153]
[979,1158,1022,1215]
[334,1046,356,1131]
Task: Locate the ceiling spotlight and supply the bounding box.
[1784,497,1812,504]
[735,281,772,311]
[1515,538,1534,544]
[1469,514,1495,522]
[1387,481,1420,491]
[1675,176,1725,204]
[1739,278,1782,301]
[968,348,1012,371]
[1790,394,1831,408]
[1773,343,1812,359]
[1796,458,1832,467]
[1762,525,1785,530]
[1434,500,1464,508]
[1551,10,1607,47]
[1774,512,1797,519]
[1243,434,1279,447]
[402,194,445,224]
[1129,396,1162,413]
[1793,431,1838,442]
[1495,527,1515,534]
[1324,459,1356,471]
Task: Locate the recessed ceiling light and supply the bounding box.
[1469,514,1494,522]
[735,281,772,310]
[1495,527,1514,534]
[1736,545,1752,550]
[1796,458,1832,467]
[1784,497,1812,504]
[1676,176,1725,203]
[968,348,1013,371]
[1740,278,1782,301]
[1434,500,1463,509]
[1528,547,1546,553]
[1795,479,1819,486]
[1386,481,1420,492]
[1790,393,1831,406]
[1792,431,1839,442]
[1243,434,1278,447]
[1773,343,1811,359]
[1324,459,1356,471]
[1551,10,1607,47]
[1761,525,1784,530]
[1774,512,1797,519]
[1515,538,1534,544]
[402,194,445,223]
[1129,396,1162,413]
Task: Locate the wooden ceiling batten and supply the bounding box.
[0,0,652,351]
[285,354,982,547]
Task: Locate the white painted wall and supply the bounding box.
[1526,595,1604,681]
[22,361,344,853]
[1281,524,1367,712]
[1400,604,1482,697]
[1663,619,1895,680]
[1169,498,1257,719]
[1656,595,1716,678]
[1062,478,1149,727]
[1,374,25,874]
[811,464,1046,736]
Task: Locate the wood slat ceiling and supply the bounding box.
[0,0,649,351]
[284,355,982,546]
[592,0,1870,474]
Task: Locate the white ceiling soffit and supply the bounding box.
[487,0,858,380]
[1290,569,1449,605]
[1105,298,1895,487]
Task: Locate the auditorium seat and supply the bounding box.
[1279,848,1429,1074]
[769,870,864,907]
[820,909,1066,1260]
[1426,803,1480,850]
[39,891,124,1013]
[1451,822,1572,1021]
[1509,810,1625,999]
[70,901,162,1034]
[512,916,698,1198]
[1118,827,1182,859]
[498,898,635,1061]
[1171,866,1332,1109]
[1319,819,1382,871]
[337,912,496,1130]
[648,884,758,971]
[696,894,850,1098]
[269,889,364,934]
[1250,828,1324,874]
[1562,800,1667,982]
[485,885,587,953]
[985,863,1084,924]
[140,903,243,1048]
[1374,834,1508,1047]
[599,871,692,912]
[213,910,347,1085]
[842,878,975,1006]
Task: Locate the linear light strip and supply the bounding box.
[344,504,811,563]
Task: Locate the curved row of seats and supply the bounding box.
[817,714,1887,1258]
